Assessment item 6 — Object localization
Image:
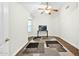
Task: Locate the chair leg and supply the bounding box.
[47,31,48,37]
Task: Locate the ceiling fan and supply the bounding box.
[38,2,59,15]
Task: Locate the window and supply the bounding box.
[28,20,32,32]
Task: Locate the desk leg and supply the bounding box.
[37,31,39,37]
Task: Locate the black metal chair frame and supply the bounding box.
[37,30,48,37]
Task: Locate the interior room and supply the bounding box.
[0,2,79,56]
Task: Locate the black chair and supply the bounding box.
[37,25,48,37]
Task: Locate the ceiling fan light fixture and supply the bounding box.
[38,2,59,15]
[48,6,52,9]
[45,9,51,13]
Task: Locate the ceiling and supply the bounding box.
[20,2,78,15]
[20,2,66,11]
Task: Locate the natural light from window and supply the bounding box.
[28,20,32,32]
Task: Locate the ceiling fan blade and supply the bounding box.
[38,8,44,10]
[47,7,59,12]
[53,9,58,12]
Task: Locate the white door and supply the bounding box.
[0,3,10,56]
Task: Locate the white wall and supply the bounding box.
[9,3,30,55]
[28,13,61,37]
[59,3,79,49]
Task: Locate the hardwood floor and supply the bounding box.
[56,37,79,56]
[16,36,75,56]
